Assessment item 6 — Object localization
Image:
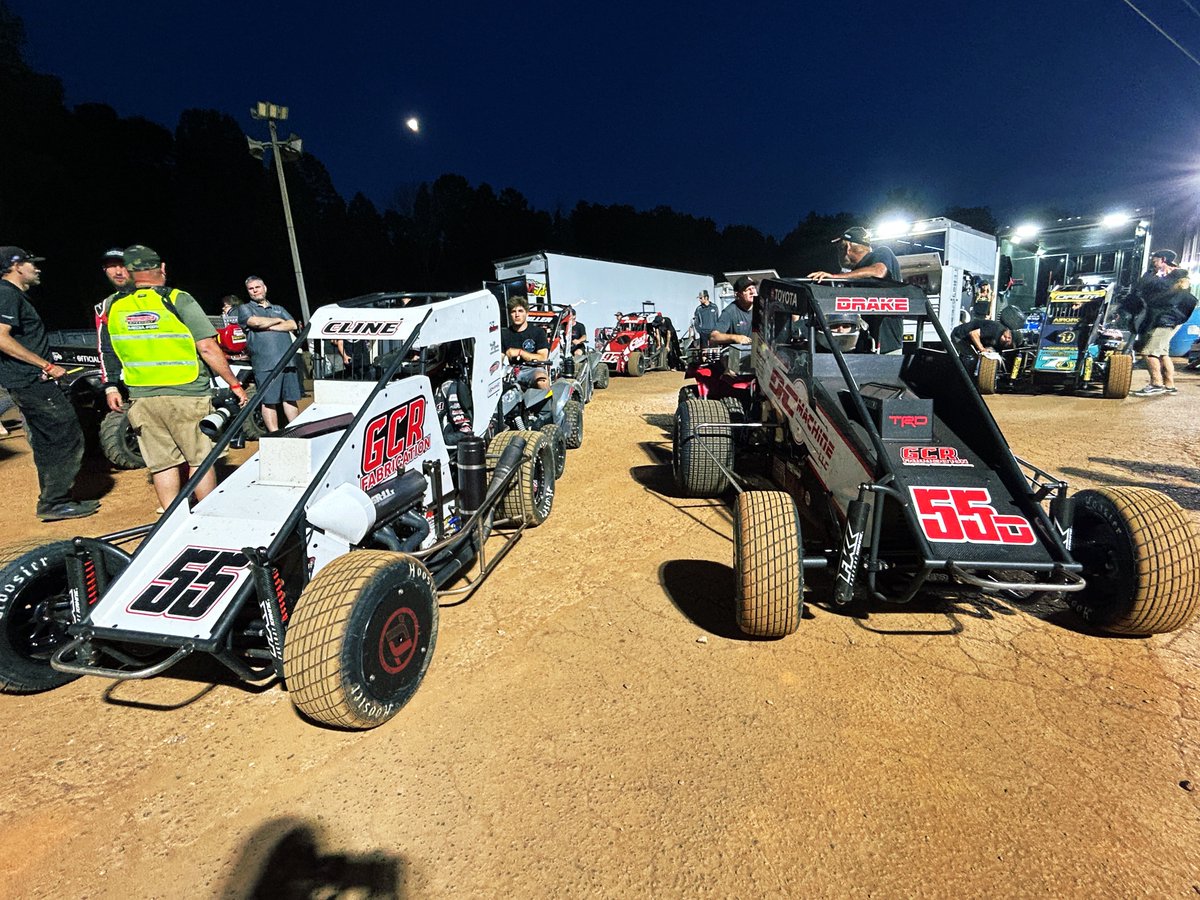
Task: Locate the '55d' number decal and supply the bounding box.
[127,547,251,619]
[909,487,1035,545]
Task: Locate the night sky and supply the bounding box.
[11,0,1200,237]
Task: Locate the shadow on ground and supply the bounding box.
[220,817,407,899]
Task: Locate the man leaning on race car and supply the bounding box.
[951,318,1013,360]
[810,226,905,354]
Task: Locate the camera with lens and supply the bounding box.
[199,388,242,440]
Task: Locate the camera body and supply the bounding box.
[199,389,242,440]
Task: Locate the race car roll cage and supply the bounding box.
[51,294,533,685]
[698,278,1086,607]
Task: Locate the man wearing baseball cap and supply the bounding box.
[710,276,756,346]
[809,226,905,354]
[99,244,248,511]
[0,247,98,521]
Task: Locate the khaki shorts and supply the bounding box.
[126,395,214,473]
[1142,326,1179,358]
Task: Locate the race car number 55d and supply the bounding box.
[909,486,1036,545]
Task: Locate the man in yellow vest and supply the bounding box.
[99,245,247,510]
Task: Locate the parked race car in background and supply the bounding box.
[0,291,558,730]
[523,303,607,401]
[596,302,679,377]
[975,284,1134,399]
[673,277,1200,638]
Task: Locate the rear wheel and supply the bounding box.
[488,430,556,526]
[1069,487,1200,634]
[673,398,732,497]
[540,424,567,479]
[0,539,129,693]
[976,355,998,395]
[285,551,438,729]
[99,409,145,469]
[1102,353,1133,399]
[626,351,645,377]
[734,491,803,637]
[238,385,268,439]
[561,400,584,449]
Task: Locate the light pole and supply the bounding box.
[247,101,311,322]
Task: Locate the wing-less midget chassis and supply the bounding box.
[0,291,559,729]
[673,278,1200,638]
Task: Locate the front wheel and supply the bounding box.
[0,540,129,693]
[1102,353,1133,399]
[594,363,610,389]
[976,355,998,395]
[285,551,439,729]
[734,491,804,637]
[1069,487,1200,634]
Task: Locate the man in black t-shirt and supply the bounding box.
[951,318,1013,358]
[0,247,96,521]
[809,227,905,353]
[501,296,550,389]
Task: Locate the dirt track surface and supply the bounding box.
[2,368,1200,898]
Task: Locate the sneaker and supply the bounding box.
[1132,385,1166,396]
[1164,386,1178,394]
[39,500,100,522]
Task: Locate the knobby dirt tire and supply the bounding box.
[673,398,732,497]
[976,356,998,395]
[626,351,645,378]
[594,363,610,389]
[562,400,584,449]
[1069,486,1200,634]
[540,424,567,479]
[99,409,145,470]
[488,430,556,526]
[0,540,127,693]
[1102,353,1133,400]
[734,491,803,638]
[285,551,439,729]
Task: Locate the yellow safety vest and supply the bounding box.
[107,288,200,386]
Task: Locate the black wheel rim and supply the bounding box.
[6,569,72,661]
[360,577,435,705]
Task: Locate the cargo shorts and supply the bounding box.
[126,395,214,473]
[1141,326,1179,358]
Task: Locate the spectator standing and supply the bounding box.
[1131,253,1193,396]
[692,290,718,349]
[236,276,301,432]
[100,245,247,511]
[809,226,905,353]
[0,247,97,521]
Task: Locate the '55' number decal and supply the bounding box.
[127,546,251,620]
[909,486,1035,545]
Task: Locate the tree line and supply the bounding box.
[0,3,999,330]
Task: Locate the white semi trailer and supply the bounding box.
[490,251,715,337]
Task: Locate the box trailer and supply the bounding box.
[868,217,998,344]
[490,251,715,342]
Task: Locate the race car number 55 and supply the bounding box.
[909,486,1035,545]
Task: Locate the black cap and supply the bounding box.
[832,226,872,246]
[0,246,45,268]
[733,275,757,293]
[1150,249,1178,264]
[102,247,125,264]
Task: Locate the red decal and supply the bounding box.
[361,397,432,489]
[379,607,419,674]
[900,447,972,467]
[909,486,1035,544]
[888,415,929,428]
[834,297,910,313]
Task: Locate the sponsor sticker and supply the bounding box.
[834,297,909,313]
[319,320,402,337]
[900,446,972,466]
[360,397,431,491]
